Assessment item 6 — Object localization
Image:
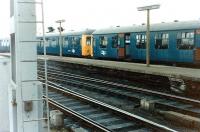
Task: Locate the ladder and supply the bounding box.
[17,0,50,131]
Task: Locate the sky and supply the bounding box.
[0,0,200,37]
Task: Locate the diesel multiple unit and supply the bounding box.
[1,20,200,64]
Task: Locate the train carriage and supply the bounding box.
[92,28,132,59]
[92,20,200,64]
[37,34,60,55]
[63,29,95,57]
[0,39,10,53]
[37,29,95,57]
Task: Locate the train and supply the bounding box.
[1,20,200,65]
[37,29,95,57]
[0,38,10,53]
[37,20,200,65]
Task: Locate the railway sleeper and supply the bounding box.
[158,111,200,129]
[168,77,186,94]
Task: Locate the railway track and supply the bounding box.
[38,65,200,117]
[43,82,176,132]
[38,63,200,131]
[48,106,91,131]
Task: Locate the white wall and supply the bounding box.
[0,56,10,132]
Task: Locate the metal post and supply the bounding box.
[146,9,150,67]
[59,22,62,57]
[137,4,160,67]
[56,20,65,57]
[41,0,50,131]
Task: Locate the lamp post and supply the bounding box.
[56,19,65,56]
[137,4,160,67]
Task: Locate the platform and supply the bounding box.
[38,55,200,82]
[1,53,199,82]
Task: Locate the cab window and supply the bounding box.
[155,33,169,49]
[99,36,107,48]
[136,34,146,49]
[86,37,91,45]
[177,32,194,50]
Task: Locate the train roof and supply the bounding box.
[63,29,95,36]
[93,20,200,35]
[38,29,95,37]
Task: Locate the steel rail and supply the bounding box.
[39,73,200,117]
[41,80,177,132]
[38,67,200,106]
[47,97,111,132]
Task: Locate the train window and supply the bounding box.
[72,37,76,45]
[125,35,131,44]
[45,38,50,47]
[51,38,57,47]
[155,33,169,49]
[112,36,118,48]
[93,38,96,47]
[38,38,43,47]
[100,36,107,48]
[72,37,79,45]
[177,32,194,50]
[48,39,52,47]
[136,34,146,49]
[64,37,69,47]
[86,37,91,45]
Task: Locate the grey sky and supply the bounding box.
[0,0,200,37]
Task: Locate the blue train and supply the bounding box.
[0,39,10,53]
[1,20,200,65]
[92,20,200,63]
[37,20,200,65]
[37,29,95,57]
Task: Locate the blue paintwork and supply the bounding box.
[37,35,60,55]
[0,39,10,53]
[46,36,59,55]
[37,37,44,55]
[93,34,118,59]
[63,35,82,57]
[130,30,195,63]
[37,23,200,64]
[93,29,198,63]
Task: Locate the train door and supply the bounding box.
[86,36,92,57]
[194,29,200,63]
[118,33,125,59]
[124,33,131,58]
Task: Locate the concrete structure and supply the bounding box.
[0,56,10,132]
[10,0,43,131]
[38,55,200,82]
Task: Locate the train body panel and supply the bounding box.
[63,35,82,57]
[93,20,200,64]
[46,36,60,55]
[0,20,199,65]
[93,34,118,59]
[35,20,200,65]
[37,34,60,55]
